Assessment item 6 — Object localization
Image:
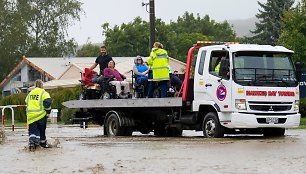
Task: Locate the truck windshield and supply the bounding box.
[233,51,297,87]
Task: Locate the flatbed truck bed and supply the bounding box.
[62,97,183,109]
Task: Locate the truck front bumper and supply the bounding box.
[221,112,301,129]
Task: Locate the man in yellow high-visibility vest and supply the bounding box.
[147,42,170,98]
[25,80,52,151]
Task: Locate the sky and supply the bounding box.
[68,0,270,45]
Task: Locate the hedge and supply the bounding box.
[0,93,27,122]
[300,98,306,117]
[0,85,81,123]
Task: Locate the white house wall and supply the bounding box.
[21,64,29,83]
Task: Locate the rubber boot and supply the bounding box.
[29,143,36,152]
[40,141,50,148]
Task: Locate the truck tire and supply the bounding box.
[263,128,285,137]
[202,112,225,138]
[105,114,125,136]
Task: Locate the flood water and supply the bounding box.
[1,125,306,174]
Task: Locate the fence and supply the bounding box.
[1,105,26,131]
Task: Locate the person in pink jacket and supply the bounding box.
[103,60,130,98]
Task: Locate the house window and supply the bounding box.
[28,67,41,81]
[13,70,21,81]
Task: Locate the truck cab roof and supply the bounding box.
[200,44,294,53]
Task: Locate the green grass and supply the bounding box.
[297,125,306,129]
[298,117,306,129]
[3,121,26,128]
[300,117,306,125]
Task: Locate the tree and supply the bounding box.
[278,0,306,62]
[22,0,82,57]
[102,12,237,62]
[171,33,208,62]
[102,17,150,57]
[169,12,236,41]
[76,43,100,57]
[0,0,82,82]
[0,0,29,82]
[247,0,294,45]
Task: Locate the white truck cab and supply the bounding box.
[190,42,300,134]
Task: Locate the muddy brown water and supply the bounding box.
[1,125,306,174]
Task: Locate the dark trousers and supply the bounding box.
[168,74,182,90]
[28,116,47,145]
[148,80,168,98]
[136,78,148,97]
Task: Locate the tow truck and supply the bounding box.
[62,41,301,137]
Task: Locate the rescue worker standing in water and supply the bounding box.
[25,80,52,151]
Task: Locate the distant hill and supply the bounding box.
[228,17,258,37]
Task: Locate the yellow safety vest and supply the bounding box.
[147,48,170,81]
[25,88,51,124]
[215,62,220,74]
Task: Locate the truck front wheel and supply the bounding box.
[202,112,225,138]
[105,114,125,136]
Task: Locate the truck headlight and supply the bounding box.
[235,99,246,110]
[294,100,299,111]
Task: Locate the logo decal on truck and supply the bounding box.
[216,85,227,101]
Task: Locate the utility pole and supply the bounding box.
[142,0,155,50]
[149,0,155,49]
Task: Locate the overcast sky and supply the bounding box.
[68,0,270,45]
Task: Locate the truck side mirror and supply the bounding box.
[295,62,303,81]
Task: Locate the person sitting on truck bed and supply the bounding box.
[104,60,131,98]
[168,67,182,92]
[90,45,113,75]
[133,56,149,97]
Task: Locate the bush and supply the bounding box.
[300,98,306,118]
[0,93,27,122]
[60,108,79,124]
[48,85,81,123]
[0,85,81,123]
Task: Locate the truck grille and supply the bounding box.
[248,101,292,112]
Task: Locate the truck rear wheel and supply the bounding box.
[263,128,285,137]
[202,112,225,138]
[105,114,125,136]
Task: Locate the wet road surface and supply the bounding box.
[1,125,306,174]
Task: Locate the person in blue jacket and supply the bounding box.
[133,56,149,97]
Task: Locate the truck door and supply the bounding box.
[203,48,232,112]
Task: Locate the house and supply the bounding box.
[1,56,186,96]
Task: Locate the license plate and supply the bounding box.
[266,117,278,124]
